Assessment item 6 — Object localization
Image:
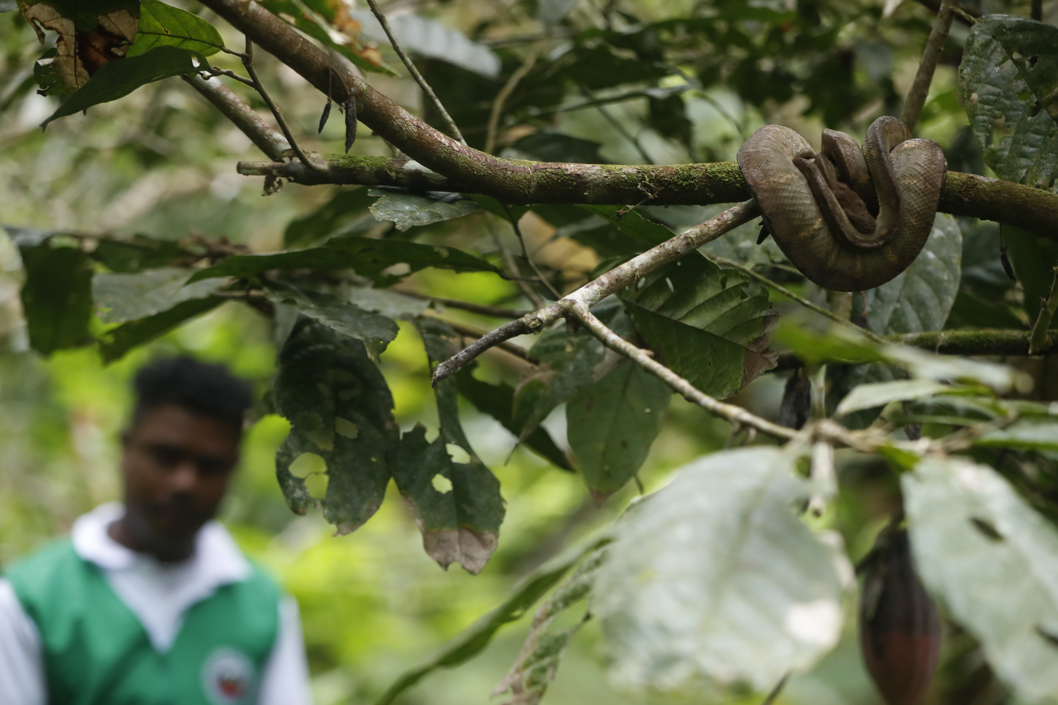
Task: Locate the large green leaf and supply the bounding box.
[262,282,398,359]
[93,267,223,324]
[622,253,778,398]
[389,425,505,574]
[274,320,398,534]
[17,241,94,355]
[974,420,1058,452]
[187,236,500,287]
[566,361,671,504]
[127,0,225,57]
[904,457,1058,703]
[593,447,850,693]
[959,15,1058,192]
[99,298,223,363]
[372,537,609,705]
[43,46,207,127]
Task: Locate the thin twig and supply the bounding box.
[709,256,887,345]
[1029,267,1058,354]
[182,74,290,160]
[490,223,546,309]
[580,82,653,164]
[571,301,796,440]
[900,0,955,131]
[512,218,561,299]
[760,674,789,705]
[433,200,760,384]
[204,66,256,87]
[365,0,465,145]
[485,45,541,155]
[437,318,536,364]
[241,38,326,172]
[398,291,530,319]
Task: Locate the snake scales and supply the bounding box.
[737,116,947,292]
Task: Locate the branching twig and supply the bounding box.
[901,0,955,131]
[182,74,290,160]
[485,45,540,155]
[241,38,326,172]
[365,0,465,145]
[203,65,255,87]
[438,318,536,364]
[432,200,760,384]
[490,224,546,309]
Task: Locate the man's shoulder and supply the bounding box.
[2,537,85,605]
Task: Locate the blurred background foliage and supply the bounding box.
[2,0,1053,702]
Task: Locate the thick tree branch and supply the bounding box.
[432,201,759,383]
[183,74,290,160]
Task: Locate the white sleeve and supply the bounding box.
[0,578,46,705]
[257,596,312,705]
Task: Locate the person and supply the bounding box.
[0,356,312,705]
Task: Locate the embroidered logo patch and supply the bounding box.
[202,647,255,704]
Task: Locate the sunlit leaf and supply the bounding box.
[127,0,225,57]
[904,457,1058,702]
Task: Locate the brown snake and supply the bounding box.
[737,116,947,292]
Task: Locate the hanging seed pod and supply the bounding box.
[859,527,941,705]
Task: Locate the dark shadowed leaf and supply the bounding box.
[567,361,670,504]
[42,46,207,127]
[127,0,225,57]
[91,236,187,272]
[283,187,377,247]
[187,236,499,287]
[506,132,605,164]
[263,282,398,359]
[17,242,94,355]
[92,267,223,323]
[905,457,1058,703]
[1003,224,1058,324]
[274,320,399,534]
[594,447,850,693]
[959,16,1058,193]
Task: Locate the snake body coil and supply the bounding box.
[737,116,946,292]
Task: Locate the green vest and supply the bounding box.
[5,539,281,705]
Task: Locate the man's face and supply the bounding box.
[121,404,240,551]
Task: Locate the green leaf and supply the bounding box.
[698,205,789,268]
[92,267,223,323]
[567,361,671,504]
[99,297,223,363]
[904,457,1058,703]
[493,548,607,704]
[506,132,604,164]
[354,10,500,77]
[42,46,207,127]
[368,190,480,232]
[91,236,187,273]
[593,447,851,693]
[127,0,225,58]
[580,205,675,249]
[344,286,429,321]
[1004,224,1058,324]
[834,379,956,417]
[17,242,94,355]
[274,321,398,534]
[389,425,505,574]
[959,16,1058,192]
[186,236,500,287]
[262,282,398,359]
[454,371,572,471]
[890,394,1000,427]
[371,537,609,705]
[283,187,377,247]
[975,420,1058,452]
[416,318,479,456]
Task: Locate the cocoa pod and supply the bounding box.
[859,527,941,705]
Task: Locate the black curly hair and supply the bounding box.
[131,356,253,434]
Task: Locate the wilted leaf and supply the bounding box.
[274,320,398,534]
[593,447,850,693]
[959,16,1058,192]
[567,361,670,504]
[904,457,1058,703]
[368,190,479,231]
[187,235,499,286]
[127,0,224,57]
[263,282,398,359]
[42,46,207,127]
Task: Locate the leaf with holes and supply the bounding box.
[127,0,224,57]
[904,457,1058,703]
[622,253,778,398]
[389,425,505,574]
[263,282,398,359]
[187,236,500,287]
[567,361,671,505]
[959,15,1058,193]
[593,447,851,693]
[274,321,399,534]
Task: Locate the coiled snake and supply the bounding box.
[737,116,946,292]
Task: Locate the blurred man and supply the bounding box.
[0,356,311,705]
